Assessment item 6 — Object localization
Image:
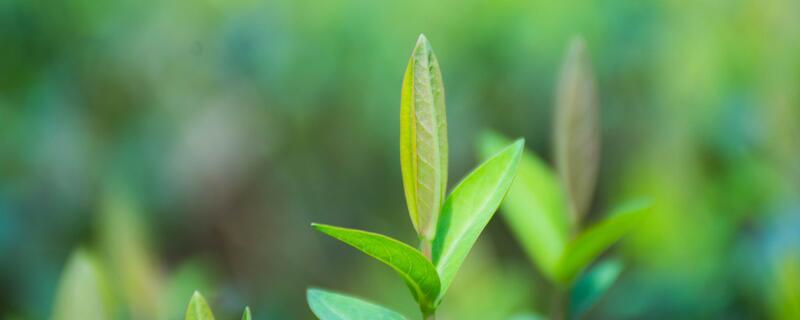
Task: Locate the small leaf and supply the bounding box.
[51,249,112,320]
[569,259,623,319]
[400,33,449,240]
[312,224,441,312]
[555,199,651,285]
[478,131,569,280]
[185,291,215,320]
[307,289,407,320]
[553,36,600,225]
[432,139,524,297]
[242,306,252,320]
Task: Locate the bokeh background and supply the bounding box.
[2,0,799,319]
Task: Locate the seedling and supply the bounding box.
[478,37,651,319]
[307,34,524,320]
[183,291,251,320]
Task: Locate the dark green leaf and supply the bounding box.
[307,289,407,320]
[312,224,440,311]
[432,139,524,297]
[400,34,449,240]
[569,259,623,319]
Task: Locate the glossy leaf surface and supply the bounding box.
[432,139,524,297]
[313,224,440,311]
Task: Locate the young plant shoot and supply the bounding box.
[308,34,524,320]
[182,291,251,320]
[479,37,651,320]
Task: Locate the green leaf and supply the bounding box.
[312,224,441,312]
[308,289,407,320]
[400,33,449,240]
[185,291,215,320]
[432,139,524,297]
[555,199,650,285]
[242,306,252,320]
[553,36,600,225]
[569,259,623,319]
[99,188,164,319]
[478,131,569,280]
[51,249,113,320]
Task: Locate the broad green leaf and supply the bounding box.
[553,36,600,225]
[400,33,448,241]
[555,199,650,285]
[51,249,113,320]
[242,306,252,320]
[99,188,165,319]
[432,139,524,297]
[478,131,569,280]
[312,224,441,312]
[569,259,623,319]
[185,291,215,320]
[307,289,407,320]
[772,253,800,320]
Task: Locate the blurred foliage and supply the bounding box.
[1,0,799,318]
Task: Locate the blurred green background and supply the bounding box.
[1,0,799,319]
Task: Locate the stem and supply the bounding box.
[420,238,433,260]
[550,287,566,320]
[420,239,435,320]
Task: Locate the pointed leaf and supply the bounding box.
[242,306,252,320]
[400,34,448,240]
[307,289,407,320]
[569,259,623,319]
[555,199,650,284]
[432,139,524,297]
[312,224,440,311]
[478,131,569,280]
[185,291,215,320]
[51,249,112,320]
[554,36,600,224]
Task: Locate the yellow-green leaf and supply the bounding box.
[555,200,650,285]
[312,224,441,312]
[478,131,569,280]
[554,36,600,225]
[185,291,215,320]
[432,139,524,297]
[51,249,113,320]
[307,289,407,320]
[400,33,448,241]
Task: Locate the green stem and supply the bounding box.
[550,287,566,320]
[424,312,436,320]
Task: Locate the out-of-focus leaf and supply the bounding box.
[509,314,547,320]
[241,306,252,320]
[184,291,215,320]
[51,249,113,320]
[99,189,164,319]
[312,224,440,312]
[478,131,569,280]
[307,289,407,320]
[553,36,600,225]
[432,139,524,298]
[400,33,449,241]
[555,200,650,285]
[569,259,623,319]
[772,253,800,320]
